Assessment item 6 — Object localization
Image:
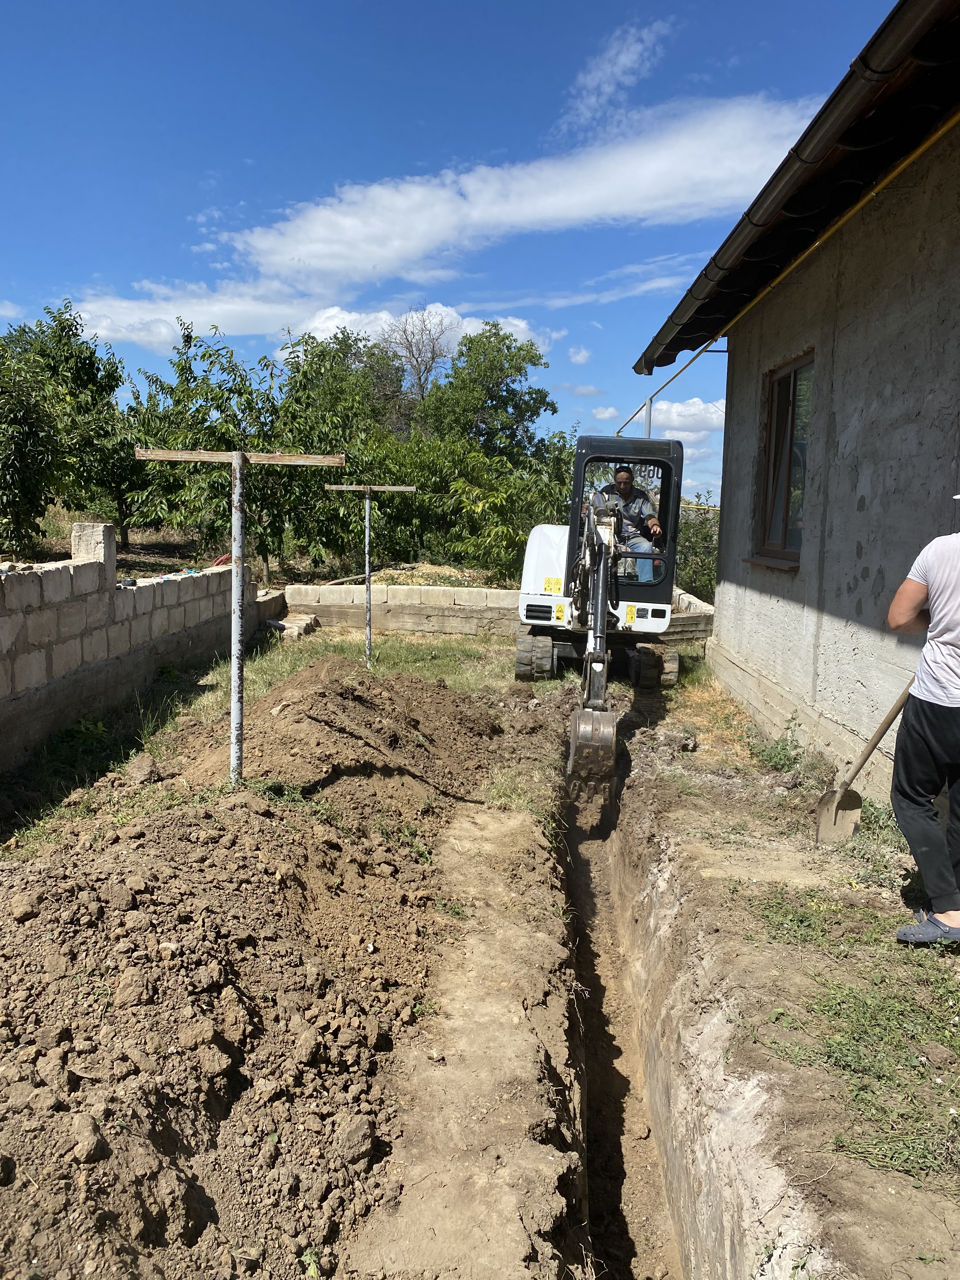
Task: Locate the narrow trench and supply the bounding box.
[565,797,682,1280]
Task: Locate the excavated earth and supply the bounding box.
[4,645,960,1280]
[0,657,588,1280]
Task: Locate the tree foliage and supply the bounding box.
[0,304,581,581]
[676,493,719,603]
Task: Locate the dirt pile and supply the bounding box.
[0,657,575,1280]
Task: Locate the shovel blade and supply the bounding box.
[815,788,862,844]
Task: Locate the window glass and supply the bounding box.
[760,357,813,558]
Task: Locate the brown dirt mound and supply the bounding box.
[0,656,569,1280]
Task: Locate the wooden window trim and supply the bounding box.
[756,352,813,563]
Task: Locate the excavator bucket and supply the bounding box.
[566,707,617,799]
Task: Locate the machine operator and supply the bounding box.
[593,464,662,583]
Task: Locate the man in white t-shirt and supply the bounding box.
[888,529,960,943]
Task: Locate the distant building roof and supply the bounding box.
[634,0,960,376]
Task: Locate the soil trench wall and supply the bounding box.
[608,831,835,1280]
[0,524,254,773]
[286,584,715,643]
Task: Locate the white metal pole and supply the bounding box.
[230,451,246,784]
[364,487,372,670]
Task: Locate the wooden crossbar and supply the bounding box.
[136,448,345,467]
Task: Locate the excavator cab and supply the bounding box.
[516,435,684,797]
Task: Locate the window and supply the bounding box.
[759,355,812,559]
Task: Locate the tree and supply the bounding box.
[382,306,455,403]
[0,349,64,555]
[449,429,575,580]
[416,321,557,464]
[0,302,146,545]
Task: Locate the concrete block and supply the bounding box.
[85,591,111,630]
[134,583,158,615]
[71,522,116,580]
[26,607,59,648]
[107,622,130,659]
[285,585,320,606]
[161,580,180,607]
[58,600,87,639]
[184,599,200,629]
[168,604,185,633]
[430,613,479,635]
[0,612,24,655]
[40,563,74,604]
[420,586,457,606]
[206,569,231,594]
[198,597,215,623]
[129,615,151,648]
[386,586,422,605]
[314,585,356,605]
[13,650,47,693]
[113,588,135,621]
[2,571,42,611]
[0,657,9,699]
[150,608,170,640]
[51,638,82,680]
[70,561,103,596]
[82,629,108,665]
[484,589,520,610]
[179,574,205,602]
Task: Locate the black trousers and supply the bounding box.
[891,693,960,913]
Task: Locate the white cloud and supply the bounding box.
[190,242,218,253]
[227,96,816,290]
[592,406,619,421]
[569,346,591,365]
[0,301,23,319]
[72,92,814,355]
[652,396,725,433]
[559,21,673,136]
[572,384,602,397]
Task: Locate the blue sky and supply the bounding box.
[2,0,893,496]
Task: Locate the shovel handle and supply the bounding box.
[835,679,914,797]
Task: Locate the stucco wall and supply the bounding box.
[712,124,960,795]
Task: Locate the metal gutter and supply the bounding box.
[634,0,960,375]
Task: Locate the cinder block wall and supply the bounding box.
[285,583,714,642]
[0,524,253,773]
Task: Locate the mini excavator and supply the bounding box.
[515,435,684,797]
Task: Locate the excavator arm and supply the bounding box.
[566,502,621,798]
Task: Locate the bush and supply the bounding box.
[676,492,719,604]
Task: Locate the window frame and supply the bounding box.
[757,352,813,562]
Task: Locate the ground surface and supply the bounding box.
[2,634,960,1280]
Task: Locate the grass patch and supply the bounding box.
[836,798,914,895]
[485,762,564,842]
[747,885,960,1192]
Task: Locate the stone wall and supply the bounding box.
[0,524,251,773]
[285,583,714,643]
[713,123,960,797]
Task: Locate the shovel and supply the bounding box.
[815,680,913,844]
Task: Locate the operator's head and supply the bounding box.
[613,465,634,498]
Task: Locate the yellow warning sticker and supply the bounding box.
[554,604,564,621]
[626,605,636,624]
[544,577,562,594]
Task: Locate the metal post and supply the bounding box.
[230,452,246,784]
[364,487,372,670]
[644,396,653,439]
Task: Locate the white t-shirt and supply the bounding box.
[907,532,960,706]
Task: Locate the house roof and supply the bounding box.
[634,0,960,376]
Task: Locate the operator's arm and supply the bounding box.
[639,495,662,538]
[888,577,930,633]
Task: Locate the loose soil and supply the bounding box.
[3,637,960,1280]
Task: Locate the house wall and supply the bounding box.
[0,524,254,773]
[711,125,960,797]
